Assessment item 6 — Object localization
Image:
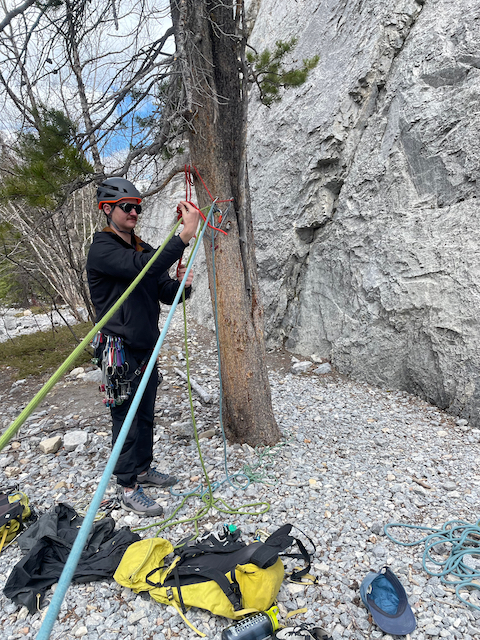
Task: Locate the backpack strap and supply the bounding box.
[265,524,294,539]
[167,599,258,638]
[145,559,175,587]
[145,561,242,613]
[172,564,187,614]
[287,536,314,582]
[168,600,206,638]
[253,523,316,583]
[176,564,243,611]
[176,535,246,559]
[249,524,295,568]
[0,523,10,554]
[249,538,290,569]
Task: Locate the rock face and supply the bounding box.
[143,0,480,426]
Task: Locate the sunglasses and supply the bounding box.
[115,202,142,215]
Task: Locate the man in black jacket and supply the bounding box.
[86,177,199,516]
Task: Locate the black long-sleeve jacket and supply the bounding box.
[86,228,190,350]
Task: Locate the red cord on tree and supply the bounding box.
[176,259,183,279]
[191,165,233,204]
[177,166,229,236]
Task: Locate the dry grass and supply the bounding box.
[0,321,94,380]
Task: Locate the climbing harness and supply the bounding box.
[385,519,480,611]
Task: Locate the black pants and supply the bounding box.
[110,347,158,488]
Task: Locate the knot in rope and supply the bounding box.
[178,164,232,236]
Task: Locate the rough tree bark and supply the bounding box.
[170,0,281,446]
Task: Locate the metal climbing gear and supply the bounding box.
[92,333,132,407]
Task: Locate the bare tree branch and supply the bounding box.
[0,0,37,33]
[142,158,188,198]
[64,0,103,172]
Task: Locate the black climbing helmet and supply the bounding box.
[97,177,142,210]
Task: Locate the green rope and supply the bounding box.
[385,520,480,610]
[135,248,270,536]
[241,441,291,485]
[0,220,182,453]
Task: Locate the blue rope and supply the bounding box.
[384,520,480,610]
[36,203,216,640]
[208,228,285,489]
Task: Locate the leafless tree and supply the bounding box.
[0,185,102,319]
[0,0,183,314]
[0,1,181,182]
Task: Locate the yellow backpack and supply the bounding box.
[0,490,31,553]
[114,525,313,637]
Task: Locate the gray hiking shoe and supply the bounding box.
[137,467,178,488]
[120,485,164,517]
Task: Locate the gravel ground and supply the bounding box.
[1,311,480,640]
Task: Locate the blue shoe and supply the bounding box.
[137,467,178,488]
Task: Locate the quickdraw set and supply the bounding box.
[92,333,132,407]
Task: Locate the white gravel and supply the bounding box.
[1,311,479,640]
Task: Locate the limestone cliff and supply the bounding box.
[144,0,480,426]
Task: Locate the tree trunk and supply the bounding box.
[170,0,280,447]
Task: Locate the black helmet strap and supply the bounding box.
[104,205,135,245]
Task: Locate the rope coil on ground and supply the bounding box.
[385,520,480,611]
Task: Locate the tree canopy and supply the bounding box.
[1,107,93,208]
[0,1,317,191]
